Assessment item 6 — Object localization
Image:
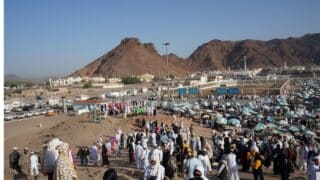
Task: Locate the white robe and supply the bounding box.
[198,154,212,175]
[30,154,39,176]
[135,144,144,169]
[225,153,239,180]
[141,148,150,168]
[149,148,162,163]
[168,141,175,155]
[151,133,157,147]
[144,164,165,180]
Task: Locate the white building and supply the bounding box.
[85,76,106,83]
[107,78,122,83]
[48,97,61,106]
[75,94,90,101]
[4,98,23,111]
[49,76,83,87]
[139,73,155,82]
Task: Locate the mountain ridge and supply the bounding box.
[71,33,320,77]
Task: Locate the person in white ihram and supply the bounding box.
[141,144,150,168]
[150,132,157,148]
[30,151,39,177]
[135,141,144,169]
[144,155,165,180]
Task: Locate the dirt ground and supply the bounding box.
[4,113,307,180]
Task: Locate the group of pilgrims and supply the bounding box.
[8,79,320,180]
[9,115,320,180]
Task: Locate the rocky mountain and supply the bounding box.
[71,33,320,78]
[71,38,188,78]
[5,74,24,81]
[187,33,320,71]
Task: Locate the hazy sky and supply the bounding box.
[5,0,320,78]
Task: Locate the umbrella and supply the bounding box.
[288,126,299,132]
[242,107,252,116]
[216,117,227,125]
[256,114,264,119]
[306,112,316,118]
[278,120,288,125]
[228,118,241,126]
[227,107,236,112]
[262,105,270,111]
[306,130,316,137]
[254,123,266,131]
[274,106,281,110]
[266,116,273,122]
[202,114,210,119]
[315,108,320,113]
[286,111,295,118]
[266,123,278,129]
[273,130,283,135]
[242,111,251,116]
[282,106,290,111]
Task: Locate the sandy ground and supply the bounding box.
[4,113,307,180]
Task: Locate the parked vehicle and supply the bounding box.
[4,114,14,121]
[106,92,120,98]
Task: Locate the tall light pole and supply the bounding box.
[163,42,170,98]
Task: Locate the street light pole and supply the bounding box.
[163,42,170,98]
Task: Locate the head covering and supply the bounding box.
[230,144,236,151]
[13,147,18,150]
[194,165,205,178]
[56,142,69,153]
[24,147,29,150]
[192,151,198,157]
[48,138,63,149]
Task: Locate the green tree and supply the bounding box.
[82,80,93,88]
[122,76,141,84]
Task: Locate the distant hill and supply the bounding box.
[4,74,24,81]
[187,33,320,71]
[71,33,320,77]
[71,38,188,78]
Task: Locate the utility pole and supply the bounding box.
[244,56,247,72]
[163,42,170,98]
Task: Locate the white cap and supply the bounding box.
[13,147,18,150]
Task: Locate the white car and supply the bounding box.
[33,111,40,116]
[16,113,26,119]
[26,112,33,117]
[4,115,14,121]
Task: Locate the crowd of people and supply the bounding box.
[8,94,320,180]
[9,115,319,180]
